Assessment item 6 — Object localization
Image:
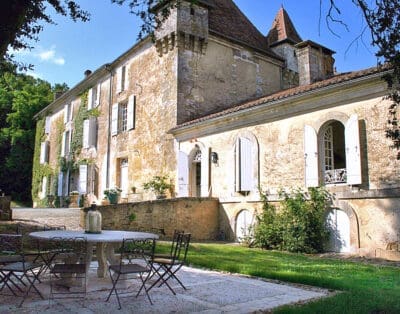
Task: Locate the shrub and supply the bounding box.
[254,187,331,253]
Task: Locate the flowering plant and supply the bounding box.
[143,175,172,196]
[103,187,122,197]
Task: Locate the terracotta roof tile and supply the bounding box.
[172,65,388,131]
[267,6,302,46]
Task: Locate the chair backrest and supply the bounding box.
[0,234,22,255]
[169,229,184,255]
[172,233,191,264]
[50,237,87,263]
[119,238,156,266]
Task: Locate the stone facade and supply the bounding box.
[81,198,220,241]
[33,1,399,257]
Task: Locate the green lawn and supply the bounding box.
[177,242,400,313]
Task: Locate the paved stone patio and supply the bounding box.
[0,263,329,313]
[2,208,330,313]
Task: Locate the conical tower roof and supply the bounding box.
[267,6,302,46]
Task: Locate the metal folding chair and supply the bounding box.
[153,229,184,259]
[49,237,88,304]
[148,233,191,295]
[0,234,46,307]
[106,238,156,309]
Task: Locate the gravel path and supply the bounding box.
[12,207,82,230]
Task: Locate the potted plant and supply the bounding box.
[69,191,79,207]
[143,175,172,199]
[103,187,122,204]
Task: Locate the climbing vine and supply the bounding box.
[31,118,54,206]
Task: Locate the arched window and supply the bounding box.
[322,121,346,184]
[304,114,361,186]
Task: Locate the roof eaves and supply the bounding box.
[169,66,391,134]
[33,36,151,119]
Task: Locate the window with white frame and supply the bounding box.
[61,130,71,157]
[40,141,49,164]
[119,158,129,198]
[119,101,128,132]
[111,95,136,136]
[63,103,73,124]
[87,84,101,110]
[304,114,361,187]
[82,118,97,149]
[45,116,51,134]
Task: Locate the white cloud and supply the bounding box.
[38,49,55,61]
[36,46,65,66]
[54,57,65,65]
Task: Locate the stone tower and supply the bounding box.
[153,0,210,57]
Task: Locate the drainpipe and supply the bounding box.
[105,64,113,189]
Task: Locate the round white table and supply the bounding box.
[30,230,159,278]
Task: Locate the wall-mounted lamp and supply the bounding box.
[211,152,219,164]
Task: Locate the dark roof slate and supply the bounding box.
[207,0,279,57]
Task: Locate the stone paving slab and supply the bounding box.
[0,265,330,313]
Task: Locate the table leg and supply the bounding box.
[96,242,108,278]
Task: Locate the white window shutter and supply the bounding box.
[116,67,122,93]
[125,65,130,90]
[61,132,66,157]
[41,176,47,199]
[83,119,89,148]
[234,138,240,192]
[178,151,189,197]
[95,83,101,107]
[345,114,362,185]
[304,125,319,187]
[127,95,135,130]
[40,142,46,164]
[200,148,210,196]
[239,138,253,191]
[111,103,119,135]
[63,104,68,123]
[45,116,51,134]
[79,164,88,194]
[87,88,93,110]
[89,117,97,147]
[57,172,63,196]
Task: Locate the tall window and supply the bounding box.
[119,158,129,198]
[119,102,128,132]
[111,95,135,136]
[304,114,361,187]
[323,122,346,184]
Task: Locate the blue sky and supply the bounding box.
[13,0,378,88]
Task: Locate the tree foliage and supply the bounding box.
[0,65,66,204]
[0,0,89,70]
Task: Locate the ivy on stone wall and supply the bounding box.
[31,118,54,205]
[70,91,100,158]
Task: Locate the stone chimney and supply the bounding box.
[84,69,92,78]
[295,40,335,85]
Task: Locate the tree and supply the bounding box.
[0,65,65,204]
[0,0,89,70]
[0,0,399,156]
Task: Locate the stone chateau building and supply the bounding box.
[33,0,399,255]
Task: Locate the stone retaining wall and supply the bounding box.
[81,198,220,241]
